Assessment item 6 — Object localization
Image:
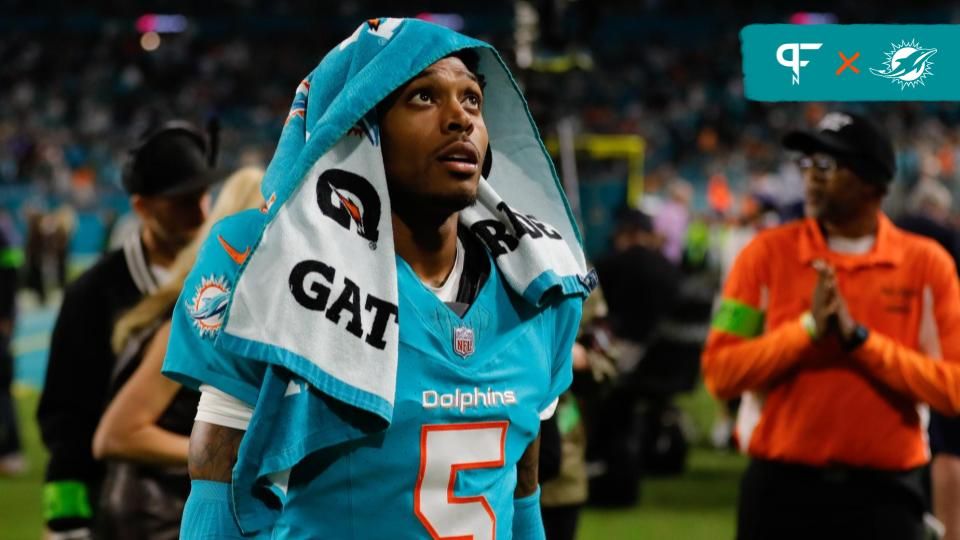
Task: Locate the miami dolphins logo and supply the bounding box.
[346,116,380,146]
[870,39,937,89]
[188,275,231,337]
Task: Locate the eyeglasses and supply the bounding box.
[797,154,838,174]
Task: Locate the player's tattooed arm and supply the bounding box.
[188,421,244,482]
[515,434,540,498]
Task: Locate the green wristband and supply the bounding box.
[43,481,93,521]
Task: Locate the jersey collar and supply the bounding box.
[798,212,903,269]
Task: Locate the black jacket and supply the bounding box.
[596,245,680,343]
[37,233,161,532]
[0,225,20,456]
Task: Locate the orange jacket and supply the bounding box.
[703,214,960,470]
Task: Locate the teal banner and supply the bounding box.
[742,24,956,101]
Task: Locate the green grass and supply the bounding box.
[1,386,48,540]
[677,381,725,444]
[0,386,744,540]
[578,449,745,539]
[575,383,746,539]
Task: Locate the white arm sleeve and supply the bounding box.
[539,397,559,421]
[196,384,254,431]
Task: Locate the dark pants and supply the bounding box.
[0,347,20,456]
[543,504,581,540]
[737,459,926,540]
[23,261,44,304]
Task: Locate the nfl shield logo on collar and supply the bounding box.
[453,326,475,358]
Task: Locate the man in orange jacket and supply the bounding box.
[702,111,960,540]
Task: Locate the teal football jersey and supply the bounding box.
[163,209,583,539]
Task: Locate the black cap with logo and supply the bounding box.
[122,119,223,196]
[783,111,896,183]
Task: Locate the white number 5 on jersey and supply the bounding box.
[415,422,509,540]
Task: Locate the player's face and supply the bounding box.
[380,56,489,216]
[800,153,871,221]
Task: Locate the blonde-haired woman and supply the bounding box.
[92,167,263,540]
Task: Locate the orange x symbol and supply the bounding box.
[836,51,860,75]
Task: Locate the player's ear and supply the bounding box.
[481,144,493,179]
[130,194,149,220]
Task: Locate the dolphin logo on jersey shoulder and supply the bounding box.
[188,275,232,337]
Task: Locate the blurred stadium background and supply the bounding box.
[4,1,960,538]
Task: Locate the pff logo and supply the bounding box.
[777,42,823,85]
